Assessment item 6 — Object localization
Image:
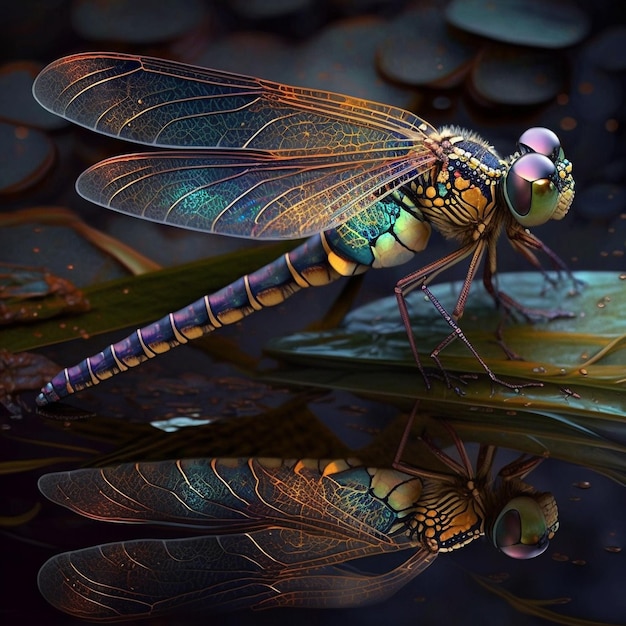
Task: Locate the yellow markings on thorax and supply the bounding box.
[368,468,423,512]
[459,186,489,213]
[453,176,471,191]
[437,506,483,544]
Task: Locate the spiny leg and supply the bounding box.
[393,403,472,482]
[394,243,475,391]
[485,229,582,322]
[396,242,536,390]
[498,453,545,481]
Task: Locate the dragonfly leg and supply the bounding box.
[394,288,431,389]
[421,284,541,390]
[392,404,470,483]
[394,243,479,392]
[489,229,584,322]
[498,451,547,481]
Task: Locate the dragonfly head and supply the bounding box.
[503,127,575,228]
[490,492,559,559]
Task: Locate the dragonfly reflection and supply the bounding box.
[32,53,575,406]
[38,422,558,620]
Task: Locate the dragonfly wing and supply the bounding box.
[32,52,434,152]
[39,460,266,533]
[38,459,415,542]
[38,533,436,618]
[76,150,434,238]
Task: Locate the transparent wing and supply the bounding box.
[32,52,434,153]
[38,534,437,619]
[37,459,416,542]
[38,459,435,618]
[76,150,433,238]
[33,52,438,238]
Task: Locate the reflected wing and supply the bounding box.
[39,459,435,617]
[38,458,418,544]
[38,533,436,619]
[76,150,431,238]
[32,52,433,152]
[33,52,438,238]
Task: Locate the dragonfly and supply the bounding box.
[32,52,575,406]
[37,416,558,620]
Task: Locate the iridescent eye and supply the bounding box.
[504,153,559,227]
[518,127,563,161]
[492,496,550,559]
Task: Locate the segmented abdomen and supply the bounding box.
[36,235,342,405]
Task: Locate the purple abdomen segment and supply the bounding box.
[36,235,342,406]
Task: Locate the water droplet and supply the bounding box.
[604,545,622,553]
[573,481,591,489]
[571,559,586,566]
[552,552,569,562]
[579,368,588,376]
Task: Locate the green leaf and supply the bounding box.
[266,271,626,389]
[263,272,626,483]
[0,241,295,353]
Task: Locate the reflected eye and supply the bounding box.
[492,496,550,559]
[518,127,563,161]
[504,153,559,227]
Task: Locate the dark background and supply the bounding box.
[0,1,624,625]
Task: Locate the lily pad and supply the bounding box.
[377,4,476,88]
[585,25,626,72]
[446,0,590,49]
[71,0,210,43]
[0,122,54,194]
[294,16,414,108]
[0,62,67,130]
[470,45,566,106]
[195,32,296,84]
[267,271,626,389]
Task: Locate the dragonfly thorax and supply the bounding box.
[406,128,506,246]
[322,192,432,274]
[407,478,488,553]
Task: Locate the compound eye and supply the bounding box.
[504,153,559,227]
[518,127,563,160]
[492,496,550,559]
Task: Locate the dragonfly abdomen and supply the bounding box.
[36,236,346,405]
